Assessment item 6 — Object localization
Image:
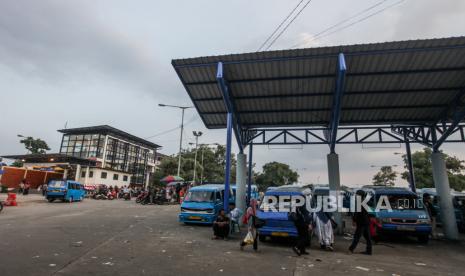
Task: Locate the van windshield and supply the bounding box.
[184,191,214,203]
[260,195,295,212]
[49,181,65,188]
[375,194,422,210]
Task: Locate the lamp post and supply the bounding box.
[192,131,203,183]
[158,104,193,177]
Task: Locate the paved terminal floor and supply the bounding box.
[0,194,464,276]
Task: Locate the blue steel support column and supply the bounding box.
[403,132,416,193]
[247,144,253,206]
[223,112,233,213]
[327,53,346,235]
[329,53,347,153]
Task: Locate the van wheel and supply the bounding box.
[259,235,266,242]
[47,198,55,203]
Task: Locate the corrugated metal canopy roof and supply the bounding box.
[172,37,465,129]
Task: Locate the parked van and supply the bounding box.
[257,185,312,241]
[417,188,465,232]
[179,184,234,224]
[46,180,85,203]
[361,186,432,243]
[231,184,260,202]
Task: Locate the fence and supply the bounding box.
[0,166,63,189]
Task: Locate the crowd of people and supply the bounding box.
[211,190,373,257]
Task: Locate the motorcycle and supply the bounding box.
[123,192,131,201]
[136,191,148,203]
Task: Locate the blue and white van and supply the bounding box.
[231,184,260,202]
[46,180,85,203]
[257,185,312,241]
[361,186,432,243]
[417,188,465,232]
[179,184,234,224]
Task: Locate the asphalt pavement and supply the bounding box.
[0,194,464,276]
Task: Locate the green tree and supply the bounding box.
[255,162,299,191]
[372,166,397,186]
[400,147,465,191]
[19,136,50,154]
[11,160,24,167]
[153,145,238,185]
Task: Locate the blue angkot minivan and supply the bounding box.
[179,184,234,224]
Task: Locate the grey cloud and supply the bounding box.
[0,0,171,98]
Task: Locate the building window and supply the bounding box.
[101,172,107,179]
[81,171,86,178]
[123,175,128,181]
[89,171,94,178]
[113,174,119,180]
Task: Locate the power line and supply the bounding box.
[290,0,390,49]
[265,0,313,51]
[312,0,405,42]
[145,114,199,140]
[257,0,306,52]
[291,0,406,48]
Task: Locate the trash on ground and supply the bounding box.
[414,263,426,266]
[356,266,370,271]
[102,262,114,266]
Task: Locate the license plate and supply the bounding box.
[188,216,201,220]
[397,225,415,231]
[271,232,289,237]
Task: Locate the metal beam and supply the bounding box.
[185,66,465,86]
[247,144,253,207]
[433,106,465,151]
[192,86,462,102]
[216,62,244,152]
[329,53,347,153]
[173,43,465,69]
[223,112,233,213]
[201,104,446,115]
[404,134,416,193]
[243,124,465,145]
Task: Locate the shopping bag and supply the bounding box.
[243,231,254,245]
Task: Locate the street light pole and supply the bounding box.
[158,104,193,177]
[192,131,203,183]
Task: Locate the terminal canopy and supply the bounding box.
[172,37,465,129]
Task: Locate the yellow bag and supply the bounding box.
[243,231,254,245]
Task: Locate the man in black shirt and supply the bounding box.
[291,205,312,256]
[212,209,230,240]
[349,190,372,255]
[423,193,437,239]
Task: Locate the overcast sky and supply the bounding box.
[1,0,465,187]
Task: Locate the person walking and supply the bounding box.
[18,179,25,194]
[41,183,48,196]
[291,204,312,256]
[240,199,259,252]
[313,210,334,251]
[349,190,372,255]
[423,193,438,239]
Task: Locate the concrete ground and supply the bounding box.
[0,194,464,276]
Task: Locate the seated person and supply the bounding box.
[212,209,230,240]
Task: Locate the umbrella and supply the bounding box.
[160,175,184,183]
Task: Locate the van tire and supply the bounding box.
[259,235,266,242]
[47,198,55,203]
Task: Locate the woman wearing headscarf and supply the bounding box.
[240,198,258,252]
[313,210,334,251]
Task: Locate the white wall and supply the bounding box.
[77,168,131,188]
